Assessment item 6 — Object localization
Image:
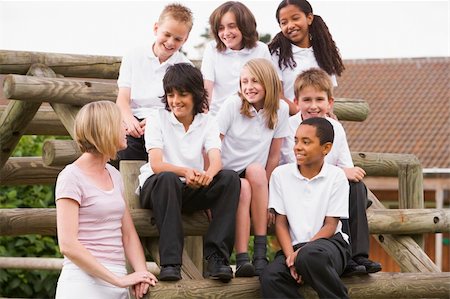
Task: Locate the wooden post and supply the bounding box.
[398,158,425,248]
[333,98,369,121]
[42,140,81,167]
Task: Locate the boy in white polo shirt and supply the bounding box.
[138,63,240,283]
[280,68,381,276]
[116,3,193,165]
[261,117,351,298]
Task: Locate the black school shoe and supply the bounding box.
[253,257,269,276]
[204,252,233,282]
[159,264,181,281]
[354,256,382,273]
[342,259,367,277]
[235,261,256,277]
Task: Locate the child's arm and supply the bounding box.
[266,137,283,179]
[276,213,301,283]
[204,80,214,109]
[310,216,339,241]
[116,87,144,137]
[149,148,201,188]
[195,148,222,187]
[343,167,366,182]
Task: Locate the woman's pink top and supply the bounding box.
[55,163,126,266]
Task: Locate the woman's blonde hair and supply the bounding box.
[74,101,123,160]
[240,58,282,129]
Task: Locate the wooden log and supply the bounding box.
[333,98,369,121]
[0,157,63,186]
[0,257,160,274]
[367,208,450,234]
[398,161,425,248]
[2,207,449,237]
[50,103,79,138]
[0,50,121,79]
[42,140,81,167]
[352,152,420,177]
[3,74,117,105]
[0,105,68,135]
[144,272,450,299]
[368,191,439,272]
[0,64,56,169]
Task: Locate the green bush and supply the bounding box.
[0,136,61,298]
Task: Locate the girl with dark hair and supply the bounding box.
[268,0,344,115]
[202,1,272,116]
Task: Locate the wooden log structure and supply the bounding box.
[2,75,368,121]
[0,50,121,79]
[1,207,448,237]
[0,64,56,169]
[0,105,68,136]
[143,272,450,299]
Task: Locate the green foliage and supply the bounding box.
[0,135,61,298]
[259,33,272,44]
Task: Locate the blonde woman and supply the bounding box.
[216,58,290,277]
[55,101,157,299]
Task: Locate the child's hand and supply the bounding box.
[185,168,202,189]
[194,171,214,187]
[286,249,302,284]
[343,166,366,182]
[124,115,144,138]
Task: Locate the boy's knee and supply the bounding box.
[157,171,180,182]
[296,244,330,271]
[217,169,240,185]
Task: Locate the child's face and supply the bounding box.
[218,11,243,50]
[278,4,313,48]
[153,18,190,63]
[296,86,333,120]
[167,90,195,121]
[294,124,329,168]
[240,67,266,110]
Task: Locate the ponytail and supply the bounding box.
[310,15,345,76]
[268,32,297,71]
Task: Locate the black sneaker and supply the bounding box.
[159,264,181,281]
[253,257,268,276]
[205,253,233,282]
[342,259,366,277]
[354,256,382,273]
[235,261,255,277]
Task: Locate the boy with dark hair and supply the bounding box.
[261,117,351,298]
[138,63,240,283]
[280,68,381,275]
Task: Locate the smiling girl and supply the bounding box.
[268,0,345,115]
[217,58,290,277]
[201,1,272,116]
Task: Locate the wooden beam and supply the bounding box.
[3,74,117,105]
[0,257,160,274]
[0,105,68,135]
[333,98,369,121]
[144,272,450,299]
[42,139,81,167]
[0,50,121,79]
[0,157,63,186]
[368,191,439,272]
[352,152,420,177]
[1,207,448,237]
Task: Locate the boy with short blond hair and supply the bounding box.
[280,68,381,276]
[115,3,193,165]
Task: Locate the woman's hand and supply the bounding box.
[116,270,157,289]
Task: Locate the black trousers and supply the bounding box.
[139,170,240,266]
[113,117,148,170]
[260,233,351,299]
[341,181,370,259]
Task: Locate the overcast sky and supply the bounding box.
[0,1,448,60]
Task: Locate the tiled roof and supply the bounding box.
[335,57,449,169]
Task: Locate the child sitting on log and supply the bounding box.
[138,63,240,282]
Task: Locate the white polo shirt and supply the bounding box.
[217,95,290,174]
[138,109,221,187]
[280,112,353,168]
[201,40,272,116]
[117,43,192,119]
[271,45,337,102]
[269,162,349,245]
